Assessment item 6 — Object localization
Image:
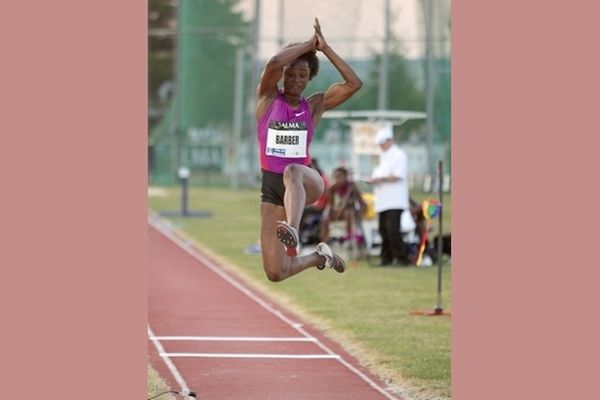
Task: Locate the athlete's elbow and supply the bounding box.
[349,79,363,93]
[267,55,284,68]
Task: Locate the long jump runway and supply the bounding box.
[148,218,404,400]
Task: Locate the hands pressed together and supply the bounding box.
[311,17,329,52]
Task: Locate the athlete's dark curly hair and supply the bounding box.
[283,43,320,80]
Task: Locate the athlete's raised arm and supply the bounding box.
[308,18,362,122]
[256,36,317,119]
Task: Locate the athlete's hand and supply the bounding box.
[313,17,329,51]
[308,31,318,50]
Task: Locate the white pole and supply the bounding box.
[231,48,245,190]
[425,0,436,176]
[277,0,284,48]
[170,0,183,177]
[246,0,262,184]
[377,0,390,111]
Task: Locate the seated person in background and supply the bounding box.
[320,167,367,243]
[409,197,450,262]
[307,158,329,213]
[299,158,330,245]
[410,198,427,240]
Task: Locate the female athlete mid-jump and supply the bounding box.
[256,18,362,282]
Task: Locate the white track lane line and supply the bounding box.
[151,336,317,342]
[161,353,340,359]
[147,326,194,399]
[149,216,403,400]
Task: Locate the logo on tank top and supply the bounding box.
[265,120,308,158]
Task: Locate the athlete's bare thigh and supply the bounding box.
[282,163,324,204]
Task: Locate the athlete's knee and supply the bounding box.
[263,265,285,282]
[282,163,302,184]
[265,270,285,283]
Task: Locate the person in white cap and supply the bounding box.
[366,124,411,266]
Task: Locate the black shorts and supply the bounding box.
[261,169,285,206]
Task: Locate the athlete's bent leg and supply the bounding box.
[261,203,325,281]
[282,164,324,232]
[278,164,324,255]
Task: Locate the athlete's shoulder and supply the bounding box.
[257,90,284,120]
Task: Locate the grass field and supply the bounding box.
[148,186,451,400]
[147,366,175,400]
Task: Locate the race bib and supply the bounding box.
[265,121,307,158]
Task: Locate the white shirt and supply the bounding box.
[371,144,409,212]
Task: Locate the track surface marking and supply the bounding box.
[148,218,405,400]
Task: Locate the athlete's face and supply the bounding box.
[283,59,310,97]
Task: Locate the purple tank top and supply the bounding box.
[257,90,314,174]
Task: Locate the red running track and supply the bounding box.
[148,217,405,400]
